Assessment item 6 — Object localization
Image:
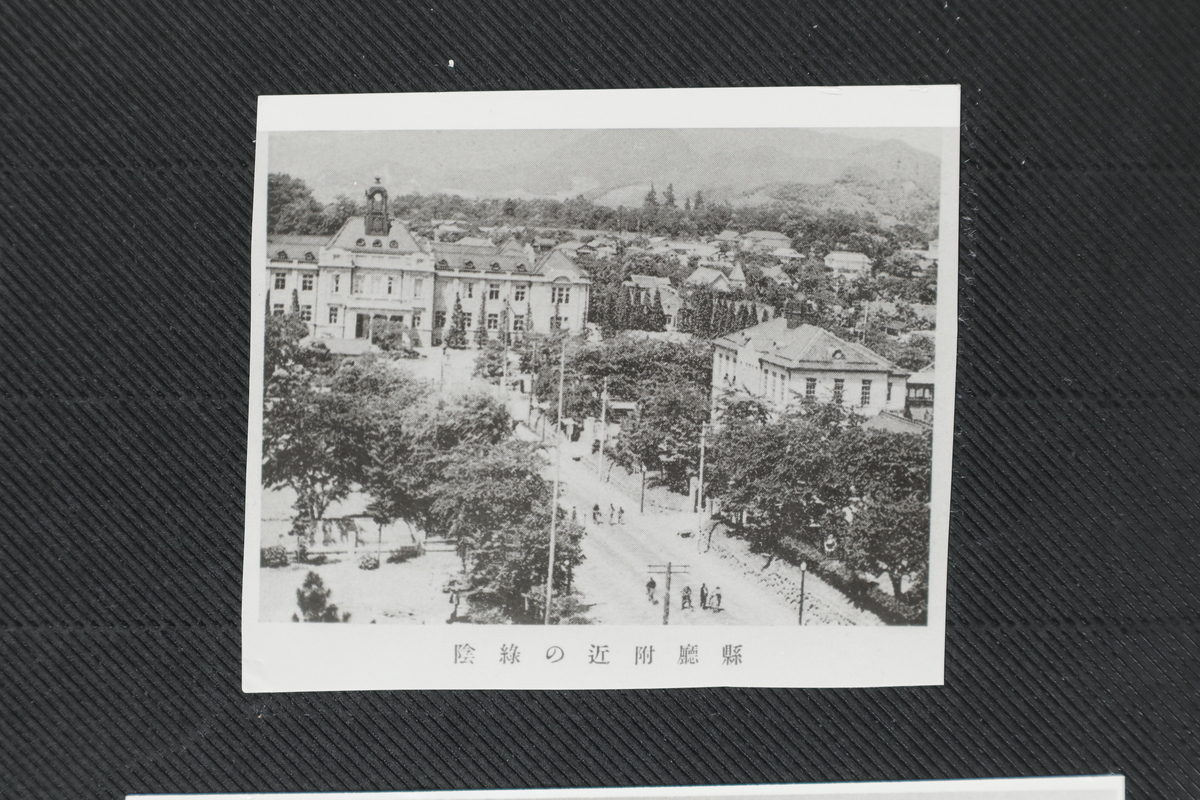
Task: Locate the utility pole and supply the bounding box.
[500,300,510,407]
[543,342,567,625]
[648,562,689,625]
[695,423,708,540]
[639,462,646,514]
[597,376,609,478]
[798,561,808,625]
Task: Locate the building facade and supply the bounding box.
[711,315,909,417]
[265,181,591,346]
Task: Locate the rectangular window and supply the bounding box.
[300,305,312,322]
[550,316,562,330]
[887,381,893,402]
[352,274,364,294]
[806,377,817,398]
[434,310,446,328]
[465,313,473,328]
[414,278,424,298]
[387,276,394,295]
[486,313,499,330]
[833,378,844,404]
[861,379,872,407]
[301,273,314,291]
[552,286,570,304]
[274,273,287,290]
[514,285,527,302]
[665,314,673,326]
[770,372,777,398]
[272,303,284,316]
[329,307,339,324]
[332,274,340,293]
[412,313,421,329]
[488,283,501,300]
[371,274,382,294]
[513,314,525,332]
[465,282,474,299]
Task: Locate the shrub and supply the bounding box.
[261,545,289,568]
[386,549,416,564]
[296,543,327,566]
[293,571,349,622]
[359,553,380,570]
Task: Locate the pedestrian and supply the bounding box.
[592,503,601,524]
[699,583,708,610]
[618,506,625,524]
[712,586,722,611]
[680,585,693,610]
[609,504,616,524]
[571,506,577,522]
[646,577,657,603]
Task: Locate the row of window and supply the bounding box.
[273,272,426,299]
[753,368,883,408]
[273,273,575,308]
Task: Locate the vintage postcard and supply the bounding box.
[243,86,960,690]
[131,777,1125,800]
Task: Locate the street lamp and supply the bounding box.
[798,561,807,626]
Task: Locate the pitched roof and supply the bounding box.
[626,273,673,290]
[328,217,422,254]
[431,238,536,273]
[454,236,493,248]
[267,234,330,262]
[728,263,746,282]
[824,250,872,266]
[714,229,740,241]
[686,265,730,287]
[713,319,905,374]
[743,230,791,242]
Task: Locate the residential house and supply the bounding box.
[740,230,792,253]
[711,310,909,416]
[758,263,798,289]
[824,250,873,278]
[686,265,732,293]
[624,274,681,331]
[905,362,935,423]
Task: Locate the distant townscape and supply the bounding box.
[260,135,940,628]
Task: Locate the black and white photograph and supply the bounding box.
[243,87,959,690]
[130,776,1125,800]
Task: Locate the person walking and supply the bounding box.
[617,506,625,524]
[592,503,601,524]
[571,506,577,523]
[680,585,693,610]
[646,577,657,603]
[712,586,722,611]
[609,504,616,524]
[699,583,709,610]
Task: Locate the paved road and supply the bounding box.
[519,423,800,625]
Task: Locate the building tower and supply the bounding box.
[364,177,391,235]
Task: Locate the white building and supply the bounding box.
[824,250,873,278]
[265,180,591,346]
[711,313,909,416]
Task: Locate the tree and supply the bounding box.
[293,572,350,622]
[648,289,668,332]
[617,383,710,493]
[643,184,658,209]
[290,288,300,315]
[613,285,633,331]
[693,190,704,210]
[474,291,489,346]
[663,183,676,208]
[446,294,468,349]
[372,319,416,355]
[684,197,692,212]
[264,312,316,385]
[268,173,322,234]
[525,300,534,334]
[473,339,507,382]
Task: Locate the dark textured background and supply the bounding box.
[2,0,1198,798]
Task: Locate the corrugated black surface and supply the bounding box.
[2,1,1198,797]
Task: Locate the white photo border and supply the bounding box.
[243,85,961,692]
[132,775,1124,800]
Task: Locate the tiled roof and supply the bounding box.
[825,250,872,265]
[431,238,536,274]
[686,266,729,286]
[714,319,904,374]
[267,234,330,262]
[328,217,422,254]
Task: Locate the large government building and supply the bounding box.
[265,180,591,347]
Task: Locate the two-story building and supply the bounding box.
[711,312,909,417]
[265,180,592,347]
[824,250,873,279]
[430,238,591,338]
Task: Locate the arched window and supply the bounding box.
[372,239,382,247]
[389,240,398,248]
[356,238,366,246]
[490,262,501,271]
[515,263,527,272]
[304,251,315,261]
[276,250,288,260]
